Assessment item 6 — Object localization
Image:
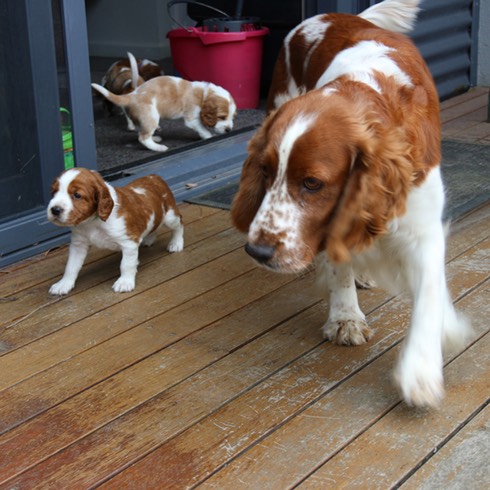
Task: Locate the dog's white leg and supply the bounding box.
[164,209,184,252]
[112,243,139,292]
[394,226,447,408]
[138,104,168,151]
[441,282,471,352]
[49,237,89,295]
[138,132,169,152]
[316,254,372,345]
[394,167,469,408]
[123,109,136,131]
[185,118,213,140]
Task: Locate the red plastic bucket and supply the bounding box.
[167,26,269,109]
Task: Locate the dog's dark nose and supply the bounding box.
[225,127,231,133]
[245,243,275,264]
[51,206,62,217]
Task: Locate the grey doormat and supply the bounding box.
[186,140,490,219]
[186,181,239,210]
[441,140,490,219]
[93,95,265,173]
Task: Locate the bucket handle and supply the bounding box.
[167,0,230,32]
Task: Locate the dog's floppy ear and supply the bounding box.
[326,115,414,263]
[200,95,218,128]
[91,171,114,221]
[231,154,265,233]
[231,114,274,232]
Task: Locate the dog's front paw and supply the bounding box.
[197,130,213,140]
[112,277,135,293]
[167,236,184,253]
[49,279,75,296]
[355,274,377,289]
[322,318,372,345]
[394,350,444,408]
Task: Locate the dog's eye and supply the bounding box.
[303,177,323,192]
[73,192,82,200]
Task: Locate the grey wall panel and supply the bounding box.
[407,0,473,99]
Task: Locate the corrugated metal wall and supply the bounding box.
[315,0,475,100]
[411,0,473,100]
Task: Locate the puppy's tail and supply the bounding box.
[127,51,139,90]
[91,83,131,107]
[359,0,421,34]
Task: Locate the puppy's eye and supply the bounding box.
[73,192,82,200]
[303,177,323,192]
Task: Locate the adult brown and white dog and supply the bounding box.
[100,52,164,130]
[231,0,469,408]
[47,168,184,294]
[92,74,237,152]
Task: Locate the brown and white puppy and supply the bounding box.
[100,51,164,130]
[91,76,237,152]
[47,168,184,294]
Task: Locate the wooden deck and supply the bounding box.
[0,88,489,488]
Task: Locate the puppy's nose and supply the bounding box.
[51,206,63,217]
[245,243,275,264]
[225,127,231,133]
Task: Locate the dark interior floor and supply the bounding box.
[89,56,266,174]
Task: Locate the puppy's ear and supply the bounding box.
[91,172,114,221]
[200,96,218,128]
[326,115,414,263]
[231,115,273,232]
[50,178,60,197]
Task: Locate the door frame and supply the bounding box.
[0,0,96,267]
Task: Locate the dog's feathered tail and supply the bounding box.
[359,0,422,34]
[127,51,139,90]
[91,83,132,107]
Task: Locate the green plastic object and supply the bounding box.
[60,107,74,169]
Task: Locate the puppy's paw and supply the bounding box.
[112,277,135,293]
[138,136,168,152]
[394,351,444,409]
[142,234,156,247]
[167,236,184,253]
[49,280,75,296]
[322,318,372,345]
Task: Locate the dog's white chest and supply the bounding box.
[75,219,127,252]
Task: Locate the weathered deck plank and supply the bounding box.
[297,333,489,489]
[401,405,490,489]
[99,242,489,489]
[196,281,489,489]
[0,196,488,488]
